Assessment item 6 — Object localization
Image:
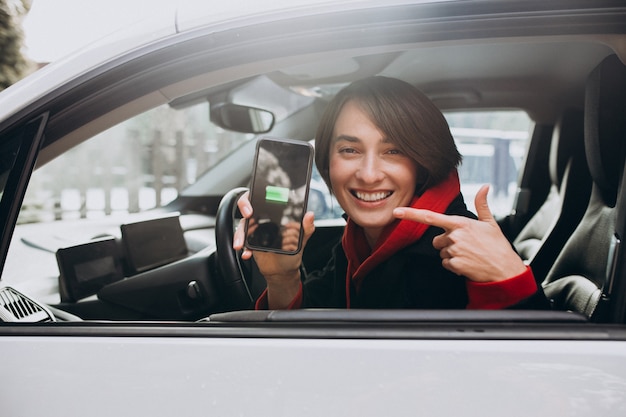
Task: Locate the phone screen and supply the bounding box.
[245,138,314,254]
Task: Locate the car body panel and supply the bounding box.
[2,328,626,417]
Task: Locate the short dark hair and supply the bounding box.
[314,76,461,194]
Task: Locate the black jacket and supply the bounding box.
[300,194,550,310]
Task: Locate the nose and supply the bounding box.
[356,153,384,183]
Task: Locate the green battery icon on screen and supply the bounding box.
[265,185,289,203]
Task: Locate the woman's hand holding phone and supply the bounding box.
[233,137,315,307]
[233,191,315,308]
[234,191,316,268]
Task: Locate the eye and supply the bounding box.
[338,146,358,154]
[385,148,402,155]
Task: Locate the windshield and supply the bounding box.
[21,101,252,223]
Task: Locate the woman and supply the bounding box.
[234,76,549,310]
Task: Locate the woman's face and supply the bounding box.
[329,100,419,244]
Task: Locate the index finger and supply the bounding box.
[393,207,465,231]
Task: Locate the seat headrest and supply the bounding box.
[585,54,626,206]
[550,107,584,188]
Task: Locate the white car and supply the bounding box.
[1,1,626,416]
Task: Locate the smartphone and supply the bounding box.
[245,137,314,254]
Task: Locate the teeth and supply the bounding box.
[355,191,391,202]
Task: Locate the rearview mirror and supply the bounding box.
[210,103,275,134]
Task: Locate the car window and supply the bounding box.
[19,107,531,226]
[445,110,532,217]
[20,101,253,224]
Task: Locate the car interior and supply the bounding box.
[1,2,626,328]
[541,55,626,321]
[512,107,588,280]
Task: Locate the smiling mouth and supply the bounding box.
[353,191,392,202]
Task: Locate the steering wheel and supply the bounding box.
[215,187,262,310]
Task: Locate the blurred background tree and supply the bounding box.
[0,0,32,91]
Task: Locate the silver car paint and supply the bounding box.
[3,336,626,416]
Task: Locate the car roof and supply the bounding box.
[0,0,410,121]
[1,0,624,166]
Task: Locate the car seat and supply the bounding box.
[513,107,590,281]
[542,54,626,321]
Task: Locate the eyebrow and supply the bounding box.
[333,134,359,143]
[333,134,392,144]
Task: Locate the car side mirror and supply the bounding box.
[210,103,275,134]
